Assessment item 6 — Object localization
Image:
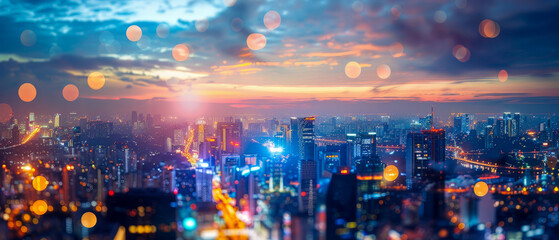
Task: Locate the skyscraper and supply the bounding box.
[405,129,446,187]
[514,112,521,136]
[217,122,242,155]
[298,160,317,216]
[131,111,137,123]
[326,168,357,239]
[196,163,213,203]
[54,114,60,128]
[346,132,377,166]
[453,113,471,135]
[290,117,316,160]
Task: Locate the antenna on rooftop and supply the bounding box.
[431,105,434,130]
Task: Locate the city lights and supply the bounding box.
[0,0,557,239]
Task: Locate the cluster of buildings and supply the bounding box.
[0,110,558,239]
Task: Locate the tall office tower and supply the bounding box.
[196,163,214,203]
[195,120,205,151]
[405,129,446,187]
[453,113,471,135]
[54,114,60,128]
[346,132,377,166]
[269,156,284,192]
[290,117,300,157]
[485,125,494,149]
[514,112,521,135]
[217,122,242,155]
[294,117,315,161]
[326,168,357,240]
[138,113,144,123]
[298,160,317,216]
[220,154,240,184]
[131,111,138,123]
[502,112,517,137]
[10,125,19,145]
[199,138,218,165]
[495,117,505,137]
[28,112,35,130]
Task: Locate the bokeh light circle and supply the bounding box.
[32,176,49,191]
[474,181,489,197]
[246,33,267,51]
[156,23,170,38]
[20,30,37,47]
[344,61,361,79]
[18,83,37,102]
[81,212,97,228]
[498,70,508,82]
[172,44,190,61]
[383,165,399,182]
[231,18,243,32]
[0,103,13,123]
[479,19,500,38]
[453,44,470,62]
[264,11,281,30]
[195,19,209,32]
[62,84,79,101]
[126,25,142,42]
[223,0,236,7]
[377,64,391,79]
[434,10,447,23]
[32,200,48,215]
[88,72,106,90]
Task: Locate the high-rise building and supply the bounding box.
[298,160,317,216]
[217,122,242,155]
[346,132,377,166]
[405,129,446,187]
[290,117,316,160]
[54,114,60,128]
[485,125,494,149]
[326,168,357,239]
[11,125,19,145]
[453,113,472,135]
[196,163,213,203]
[514,112,521,135]
[131,111,138,123]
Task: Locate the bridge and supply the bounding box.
[447,146,541,175]
[0,127,40,150]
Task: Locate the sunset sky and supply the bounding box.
[1,0,558,117]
